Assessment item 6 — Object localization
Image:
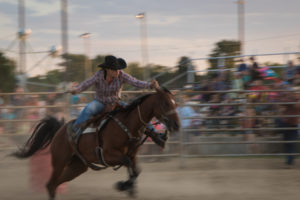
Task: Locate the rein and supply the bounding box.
[137,105,148,126]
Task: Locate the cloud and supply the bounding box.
[0,0,60,17]
[26,0,60,17]
[0,13,17,42]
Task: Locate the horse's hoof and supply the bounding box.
[115,181,126,191]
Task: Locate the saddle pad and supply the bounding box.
[82,118,108,135]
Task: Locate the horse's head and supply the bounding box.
[152,87,180,132]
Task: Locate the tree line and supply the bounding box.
[0,40,244,92]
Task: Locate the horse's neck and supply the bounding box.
[125,96,155,135]
[138,96,155,123]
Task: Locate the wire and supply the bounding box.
[25,54,50,73]
[5,38,18,51]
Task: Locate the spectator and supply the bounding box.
[11,87,26,120]
[70,96,83,120]
[283,61,297,84]
[241,69,252,89]
[237,58,248,73]
[275,92,299,167]
[198,79,213,102]
[26,95,41,128]
[206,94,221,129]
[231,72,244,99]
[241,107,259,153]
[215,73,229,91]
[267,80,282,102]
[45,93,59,116]
[248,80,267,105]
[248,56,261,82]
[177,95,201,141]
[10,87,27,133]
[291,64,300,88]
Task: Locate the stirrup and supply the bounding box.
[144,129,166,148]
[74,128,83,145]
[159,130,169,142]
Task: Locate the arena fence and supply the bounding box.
[1,51,299,164]
[0,89,299,163]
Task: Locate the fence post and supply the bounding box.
[178,90,186,169]
[187,59,194,84]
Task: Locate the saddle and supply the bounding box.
[66,103,125,170]
[78,103,123,133]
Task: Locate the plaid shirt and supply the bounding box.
[75,70,151,104]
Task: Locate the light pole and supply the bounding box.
[79,33,91,79]
[136,12,149,80]
[17,28,31,89]
[237,0,245,55]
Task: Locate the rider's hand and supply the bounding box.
[150,79,159,89]
[69,88,78,95]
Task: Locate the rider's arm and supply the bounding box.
[121,71,152,89]
[73,71,100,93]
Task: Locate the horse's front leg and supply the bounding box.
[104,150,139,196]
[115,156,140,197]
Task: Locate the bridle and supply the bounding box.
[137,105,148,126]
[137,96,177,127]
[157,104,177,125]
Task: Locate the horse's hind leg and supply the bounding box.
[56,155,88,186]
[46,154,70,200]
[46,131,73,200]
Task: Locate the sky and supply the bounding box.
[0,0,300,77]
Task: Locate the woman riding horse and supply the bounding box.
[13,86,180,200]
[69,55,166,147]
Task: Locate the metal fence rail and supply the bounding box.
[0,88,299,161]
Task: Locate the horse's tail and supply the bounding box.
[12,116,64,159]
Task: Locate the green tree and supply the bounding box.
[124,62,144,80]
[166,56,194,88]
[208,40,241,69]
[177,56,191,75]
[91,55,105,73]
[0,52,17,92]
[59,53,86,82]
[27,69,64,92]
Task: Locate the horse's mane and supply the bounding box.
[161,86,172,95]
[110,93,152,116]
[110,87,172,116]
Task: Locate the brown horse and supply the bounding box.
[13,87,180,200]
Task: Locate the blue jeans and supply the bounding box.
[73,100,156,132]
[73,100,105,130]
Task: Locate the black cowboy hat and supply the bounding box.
[98,55,127,70]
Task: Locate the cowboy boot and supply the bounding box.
[144,128,167,148]
[68,123,83,145]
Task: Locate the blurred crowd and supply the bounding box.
[0,86,89,134]
[177,57,300,138]
[0,56,299,138]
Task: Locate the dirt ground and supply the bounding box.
[0,135,299,200]
[1,145,300,200]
